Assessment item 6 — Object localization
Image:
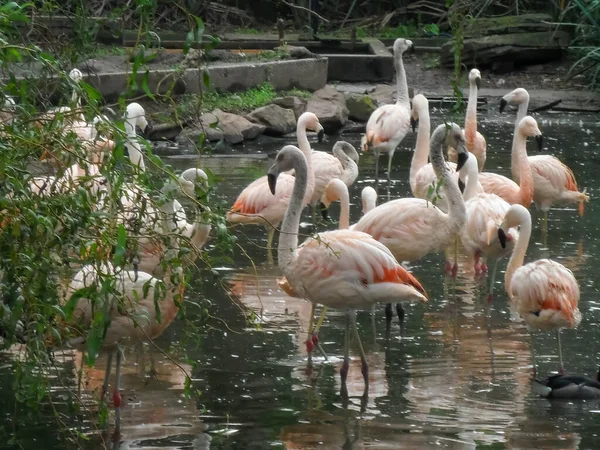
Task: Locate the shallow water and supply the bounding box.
[2,108,600,449]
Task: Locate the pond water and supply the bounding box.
[2,108,600,449]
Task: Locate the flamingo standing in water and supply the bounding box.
[458,152,517,299]
[353,123,469,276]
[362,38,414,184]
[478,115,542,207]
[498,204,582,375]
[409,93,483,212]
[66,264,186,433]
[448,69,487,172]
[227,112,323,254]
[499,88,589,240]
[268,145,427,386]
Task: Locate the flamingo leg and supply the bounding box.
[557,329,565,374]
[387,149,395,182]
[530,333,537,378]
[114,347,123,433]
[350,312,369,386]
[311,203,317,225]
[266,226,275,264]
[384,303,393,323]
[374,149,380,187]
[310,305,328,359]
[306,302,316,356]
[101,351,113,402]
[542,211,548,247]
[396,303,405,324]
[340,313,350,384]
[487,259,499,303]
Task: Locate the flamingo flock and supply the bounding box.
[229,38,588,396]
[1,36,594,435]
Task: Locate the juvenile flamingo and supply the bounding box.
[362,38,414,184]
[458,152,517,299]
[410,93,483,212]
[448,69,487,172]
[66,264,185,433]
[498,204,582,375]
[478,116,541,207]
[353,123,469,275]
[227,112,323,254]
[499,88,589,239]
[268,145,427,386]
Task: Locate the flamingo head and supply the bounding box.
[411,94,428,132]
[69,68,83,82]
[441,122,467,170]
[125,102,151,137]
[500,88,529,113]
[332,141,359,163]
[268,145,304,195]
[498,204,531,248]
[298,112,324,142]
[518,116,543,151]
[469,68,481,90]
[393,38,415,56]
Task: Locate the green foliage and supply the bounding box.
[177,82,311,116]
[567,0,600,88]
[0,1,224,444]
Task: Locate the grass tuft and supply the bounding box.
[177,82,312,116]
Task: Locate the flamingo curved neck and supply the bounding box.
[394,51,409,106]
[511,97,530,180]
[338,185,350,230]
[513,130,534,206]
[430,132,466,231]
[296,117,314,198]
[125,141,146,171]
[279,151,308,271]
[505,208,531,293]
[462,157,479,201]
[410,106,430,194]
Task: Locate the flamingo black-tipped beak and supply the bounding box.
[319,202,330,221]
[409,43,416,54]
[535,134,544,152]
[410,117,418,132]
[317,128,325,143]
[475,77,481,90]
[498,228,507,249]
[499,98,507,113]
[456,152,468,171]
[458,178,465,194]
[142,123,153,139]
[267,170,278,195]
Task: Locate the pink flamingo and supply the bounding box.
[478,116,541,207]
[498,204,582,375]
[66,264,185,433]
[268,145,427,386]
[410,93,482,212]
[362,38,414,184]
[448,69,487,172]
[499,88,589,239]
[227,112,323,253]
[353,123,469,275]
[458,152,517,299]
[309,141,359,220]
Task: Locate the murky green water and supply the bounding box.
[2,109,600,449]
